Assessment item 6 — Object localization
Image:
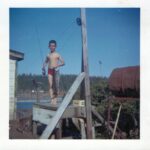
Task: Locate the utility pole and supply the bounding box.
[80,8,93,139]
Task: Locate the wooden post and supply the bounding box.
[55,120,62,139]
[107,98,111,128]
[79,118,86,139]
[33,121,38,137]
[80,8,93,139]
[112,104,122,139]
[92,126,95,139]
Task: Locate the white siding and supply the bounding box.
[9,59,16,120]
[9,60,16,98]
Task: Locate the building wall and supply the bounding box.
[9,59,17,120]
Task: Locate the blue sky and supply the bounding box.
[10,8,140,77]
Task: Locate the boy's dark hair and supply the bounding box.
[49,40,57,46]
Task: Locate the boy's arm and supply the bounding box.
[42,56,49,69]
[57,55,65,68]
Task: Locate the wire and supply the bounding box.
[57,20,75,43]
[34,18,79,67]
[35,25,44,65]
[59,28,76,50]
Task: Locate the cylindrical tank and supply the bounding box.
[108,66,140,98]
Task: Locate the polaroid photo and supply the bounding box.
[0,0,150,150]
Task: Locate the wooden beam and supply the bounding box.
[10,49,24,61]
[33,105,86,125]
[32,121,38,138]
[79,119,86,139]
[33,107,56,125]
[40,72,85,139]
[92,126,95,139]
[33,103,59,111]
[55,120,62,139]
[92,107,104,123]
[112,104,122,139]
[80,8,93,139]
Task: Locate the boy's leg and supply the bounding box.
[55,70,60,96]
[48,74,57,104]
[53,70,60,96]
[52,71,58,104]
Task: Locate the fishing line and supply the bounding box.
[34,17,81,77]
[35,25,44,65]
[57,20,75,43]
[35,18,80,64]
[59,27,77,50]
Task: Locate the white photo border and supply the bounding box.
[0,0,150,150]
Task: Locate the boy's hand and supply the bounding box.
[53,64,59,69]
[42,67,46,76]
[53,63,65,69]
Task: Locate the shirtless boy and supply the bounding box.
[42,40,65,105]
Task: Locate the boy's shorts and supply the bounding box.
[48,68,55,76]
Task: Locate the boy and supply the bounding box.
[42,40,65,105]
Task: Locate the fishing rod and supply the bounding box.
[35,25,44,65]
[34,25,46,76]
[35,17,82,76]
[33,17,82,100]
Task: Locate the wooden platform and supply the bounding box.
[33,102,86,125]
[32,72,86,139]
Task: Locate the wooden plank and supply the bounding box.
[112,104,122,139]
[32,121,38,137]
[107,98,111,128]
[55,120,62,139]
[63,106,86,118]
[40,72,85,139]
[72,118,86,139]
[33,107,56,125]
[33,103,59,111]
[92,126,95,139]
[10,50,24,61]
[92,107,104,123]
[79,119,86,139]
[81,8,93,139]
[33,105,86,125]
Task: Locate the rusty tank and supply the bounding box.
[108,66,140,98]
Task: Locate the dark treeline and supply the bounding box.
[17,73,108,92]
[17,73,109,101]
[17,73,76,92]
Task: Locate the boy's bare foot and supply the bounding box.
[50,96,57,105]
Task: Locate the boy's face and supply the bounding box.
[49,43,56,52]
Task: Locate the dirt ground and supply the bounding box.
[9,109,37,139]
[9,120,36,139]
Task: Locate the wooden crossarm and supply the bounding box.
[40,72,86,139]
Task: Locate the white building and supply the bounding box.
[9,49,24,120]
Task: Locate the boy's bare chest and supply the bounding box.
[48,53,59,61]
